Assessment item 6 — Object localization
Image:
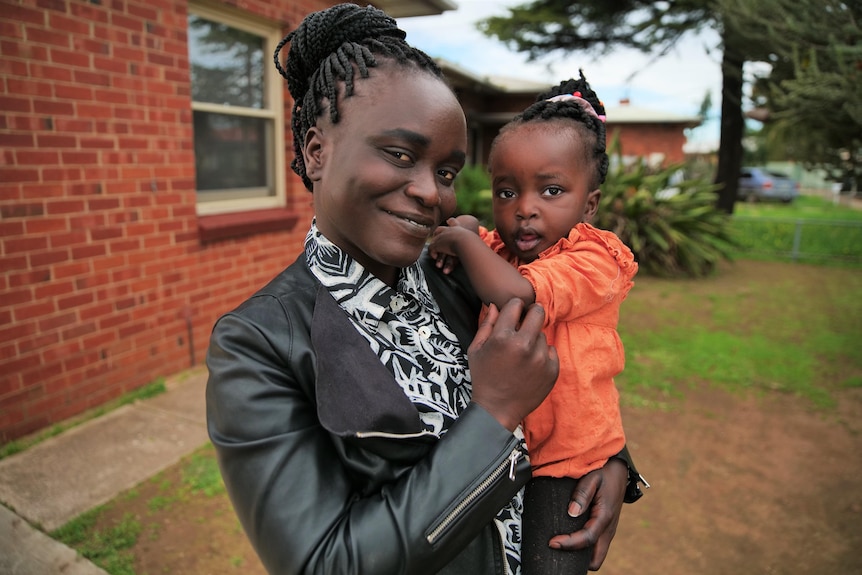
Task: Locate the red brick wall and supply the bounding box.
[609,124,690,165]
[0,0,336,442]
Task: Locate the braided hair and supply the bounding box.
[274,3,444,190]
[493,70,609,188]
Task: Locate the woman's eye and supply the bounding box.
[388,150,413,163]
[438,169,457,184]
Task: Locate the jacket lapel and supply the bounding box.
[311,286,424,437]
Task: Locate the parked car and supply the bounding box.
[738,167,800,203]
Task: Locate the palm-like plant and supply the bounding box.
[596,138,737,277]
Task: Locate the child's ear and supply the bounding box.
[584,188,601,222]
[303,127,326,182]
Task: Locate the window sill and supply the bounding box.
[198,208,300,243]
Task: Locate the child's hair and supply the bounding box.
[492,70,609,189]
[274,3,444,190]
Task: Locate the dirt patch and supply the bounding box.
[82,260,862,575]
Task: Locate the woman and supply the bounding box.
[206,4,641,574]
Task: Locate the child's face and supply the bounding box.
[303,66,467,286]
[489,123,600,263]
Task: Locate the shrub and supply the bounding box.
[596,140,737,277]
[454,163,493,226]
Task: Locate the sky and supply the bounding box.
[397,0,727,151]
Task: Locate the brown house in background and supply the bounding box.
[441,61,702,169]
[0,0,697,443]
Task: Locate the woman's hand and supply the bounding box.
[548,458,627,570]
[468,299,559,431]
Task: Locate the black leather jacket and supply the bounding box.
[206,253,532,574]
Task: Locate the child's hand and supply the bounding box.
[429,217,471,274]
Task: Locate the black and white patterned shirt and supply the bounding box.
[305,222,524,574]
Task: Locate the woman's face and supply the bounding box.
[489,123,600,263]
[303,66,467,286]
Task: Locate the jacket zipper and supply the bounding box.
[426,447,522,544]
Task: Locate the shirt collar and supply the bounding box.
[304,221,438,332]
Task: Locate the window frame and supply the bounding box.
[188,2,286,217]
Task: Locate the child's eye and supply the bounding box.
[495,189,516,199]
[543,186,564,196]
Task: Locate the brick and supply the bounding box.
[61,321,97,340]
[28,249,69,268]
[25,27,71,48]
[27,63,73,83]
[70,3,109,23]
[53,84,94,101]
[7,78,54,99]
[33,99,75,115]
[61,150,100,164]
[0,288,32,307]
[0,203,44,218]
[52,261,90,279]
[0,168,40,183]
[57,292,94,310]
[46,200,86,214]
[49,48,91,68]
[24,217,69,235]
[36,134,78,148]
[35,312,76,332]
[0,96,32,113]
[48,231,88,248]
[0,220,25,236]
[16,149,61,165]
[17,332,61,355]
[3,5,45,26]
[99,312,129,329]
[13,300,55,322]
[48,12,93,35]
[42,167,83,182]
[8,270,51,292]
[5,235,49,254]
[0,132,35,148]
[0,321,37,345]
[33,280,75,300]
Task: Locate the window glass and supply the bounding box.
[188,16,264,108]
[193,111,270,192]
[187,5,285,214]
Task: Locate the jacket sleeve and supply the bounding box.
[206,300,529,575]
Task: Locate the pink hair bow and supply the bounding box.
[546,92,606,123]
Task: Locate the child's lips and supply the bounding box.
[515,230,541,253]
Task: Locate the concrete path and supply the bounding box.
[0,368,209,574]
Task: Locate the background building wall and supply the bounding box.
[0,0,334,442]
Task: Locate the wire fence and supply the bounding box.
[731,216,862,266]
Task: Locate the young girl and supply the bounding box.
[430,71,646,574]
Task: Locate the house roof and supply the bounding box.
[604,104,701,127]
[436,59,701,127]
[376,0,458,18]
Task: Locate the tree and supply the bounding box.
[725,0,862,189]
[477,0,754,214]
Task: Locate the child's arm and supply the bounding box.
[429,217,535,308]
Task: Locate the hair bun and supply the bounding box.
[280,4,406,100]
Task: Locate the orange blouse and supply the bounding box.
[480,223,637,479]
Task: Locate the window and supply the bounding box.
[188,4,285,215]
